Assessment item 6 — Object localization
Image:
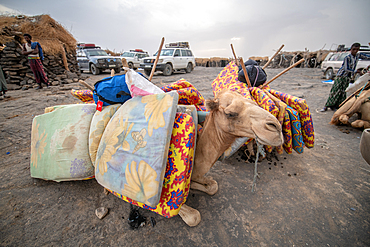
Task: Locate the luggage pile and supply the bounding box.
[30,61,314,222]
[31,70,200,220]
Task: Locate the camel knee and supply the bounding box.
[190,176,218,195]
[339,114,349,124]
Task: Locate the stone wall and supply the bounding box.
[195,57,231,67]
[0,40,81,90]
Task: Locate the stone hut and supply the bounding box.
[0,14,81,89]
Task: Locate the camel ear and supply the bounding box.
[206,98,219,111]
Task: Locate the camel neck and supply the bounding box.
[194,112,236,172]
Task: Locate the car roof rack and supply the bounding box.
[165,42,190,49]
[337,44,370,52]
[77,43,101,49]
[360,46,370,51]
[129,49,147,53]
[80,46,101,49]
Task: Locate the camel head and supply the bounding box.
[206,90,284,146]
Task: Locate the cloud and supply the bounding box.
[1,0,369,59]
[0,3,22,15]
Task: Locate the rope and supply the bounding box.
[356,81,369,99]
[251,140,265,192]
[252,65,259,87]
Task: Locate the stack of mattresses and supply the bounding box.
[107,105,198,217]
[31,84,199,219]
[30,104,96,181]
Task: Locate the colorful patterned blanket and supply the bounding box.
[211,61,314,155]
[60,67,314,218]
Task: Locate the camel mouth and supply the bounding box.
[252,129,284,147]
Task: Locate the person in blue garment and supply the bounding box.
[321,43,370,112]
[21,33,49,90]
[0,44,9,99]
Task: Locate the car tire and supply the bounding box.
[114,68,121,74]
[144,69,151,76]
[186,63,192,73]
[163,64,173,76]
[90,64,100,75]
[128,62,134,69]
[325,68,333,80]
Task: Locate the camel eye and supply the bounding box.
[225,112,238,118]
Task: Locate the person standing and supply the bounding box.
[0,64,8,100]
[0,44,9,99]
[21,33,49,90]
[321,43,370,111]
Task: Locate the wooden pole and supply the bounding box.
[121,57,128,68]
[260,58,305,88]
[230,44,239,66]
[262,44,284,70]
[149,37,165,81]
[79,80,94,91]
[239,57,252,87]
[60,44,69,71]
[339,81,370,107]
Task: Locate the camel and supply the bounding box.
[330,89,370,129]
[360,129,370,165]
[178,89,284,226]
[69,85,284,226]
[346,73,370,97]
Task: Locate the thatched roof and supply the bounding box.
[0,14,76,55]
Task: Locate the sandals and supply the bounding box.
[319,107,327,112]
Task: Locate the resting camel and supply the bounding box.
[178,89,284,226]
[330,89,370,129]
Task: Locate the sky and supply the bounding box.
[1,0,369,58]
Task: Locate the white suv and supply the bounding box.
[140,45,196,76]
[120,49,149,70]
[321,50,370,80]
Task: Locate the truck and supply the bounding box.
[76,43,122,75]
[120,49,149,70]
[140,42,196,76]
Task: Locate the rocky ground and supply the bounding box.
[0,66,369,246]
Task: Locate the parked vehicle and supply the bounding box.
[321,47,370,80]
[140,42,196,76]
[76,43,122,75]
[120,49,149,70]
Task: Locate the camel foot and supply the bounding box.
[178,204,201,227]
[190,177,218,195]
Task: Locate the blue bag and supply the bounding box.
[31,42,44,60]
[238,62,267,87]
[93,74,131,106]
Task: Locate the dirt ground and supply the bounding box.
[0,66,369,246]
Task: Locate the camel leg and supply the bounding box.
[178,204,201,227]
[191,155,219,195]
[339,114,350,124]
[247,141,255,157]
[352,120,370,129]
[190,176,218,195]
